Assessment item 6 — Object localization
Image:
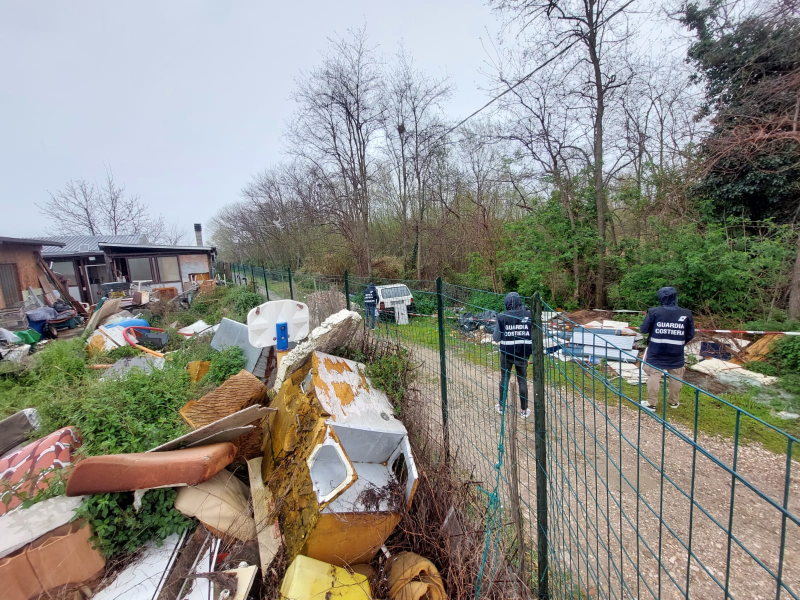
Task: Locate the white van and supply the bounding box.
[376,284,414,322]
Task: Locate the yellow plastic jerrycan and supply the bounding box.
[280,555,372,599]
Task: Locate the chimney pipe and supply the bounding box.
[194,223,203,247]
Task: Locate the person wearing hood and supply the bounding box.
[363,282,378,330]
[639,286,695,411]
[492,292,533,418]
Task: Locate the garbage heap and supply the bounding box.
[0,306,444,600]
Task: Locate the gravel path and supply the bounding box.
[401,340,800,600]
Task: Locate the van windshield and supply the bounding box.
[380,285,411,299]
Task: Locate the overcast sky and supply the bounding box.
[0,1,503,241]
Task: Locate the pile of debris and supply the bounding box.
[0,300,451,600]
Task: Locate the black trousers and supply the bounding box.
[499,352,529,410]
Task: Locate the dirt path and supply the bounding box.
[401,340,800,600]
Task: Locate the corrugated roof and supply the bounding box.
[0,236,65,247]
[42,234,147,256]
[98,242,215,252]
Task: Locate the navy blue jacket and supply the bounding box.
[364,283,378,306]
[492,292,533,359]
[640,287,695,369]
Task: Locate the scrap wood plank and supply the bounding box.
[247,457,282,577]
[148,405,273,452]
[35,253,87,316]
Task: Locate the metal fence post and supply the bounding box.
[532,292,549,599]
[436,277,450,466]
[287,267,294,300]
[344,270,350,310]
[261,263,270,301]
[249,264,256,292]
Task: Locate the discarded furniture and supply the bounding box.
[65,442,236,496]
[264,351,418,566]
[0,520,105,600]
[150,405,272,453]
[175,469,257,542]
[0,408,39,457]
[280,555,372,599]
[153,286,179,301]
[0,426,80,516]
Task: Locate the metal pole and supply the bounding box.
[249,264,256,292]
[344,270,350,310]
[261,263,270,302]
[436,277,450,466]
[287,267,294,300]
[532,292,549,599]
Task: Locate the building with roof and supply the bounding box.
[0,236,65,310]
[40,225,215,304]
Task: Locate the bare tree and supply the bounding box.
[37,171,186,242]
[493,0,637,306]
[287,27,384,276]
[382,50,452,278]
[38,179,103,235]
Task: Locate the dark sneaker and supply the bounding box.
[641,401,656,411]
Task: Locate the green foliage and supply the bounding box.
[499,193,597,309]
[608,221,794,318]
[682,4,800,223]
[76,489,191,557]
[207,346,247,384]
[228,285,265,322]
[744,317,800,332]
[107,345,139,360]
[743,361,779,377]
[40,364,192,456]
[411,292,437,316]
[364,347,416,415]
[772,336,800,374]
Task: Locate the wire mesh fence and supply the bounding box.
[219,262,799,599]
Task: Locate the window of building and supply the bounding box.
[157,256,181,282]
[50,261,78,286]
[128,258,153,282]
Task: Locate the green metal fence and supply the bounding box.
[219,263,799,599]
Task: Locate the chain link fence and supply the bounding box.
[219,262,799,599]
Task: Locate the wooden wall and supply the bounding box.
[0,244,43,309]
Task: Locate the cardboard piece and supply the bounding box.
[85,298,122,333]
[65,443,236,496]
[0,494,86,559]
[247,457,283,574]
[149,405,273,452]
[174,470,257,542]
[0,520,106,600]
[187,360,211,382]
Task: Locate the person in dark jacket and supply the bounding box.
[363,282,378,330]
[492,292,533,418]
[639,286,695,410]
